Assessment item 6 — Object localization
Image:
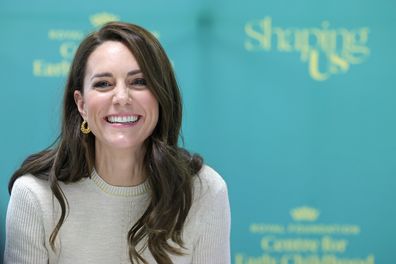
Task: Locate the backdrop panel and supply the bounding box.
[1,0,395,263]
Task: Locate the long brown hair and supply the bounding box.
[9,21,203,264]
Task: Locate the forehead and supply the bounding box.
[85,41,140,76]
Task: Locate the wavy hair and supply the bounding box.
[9,21,203,264]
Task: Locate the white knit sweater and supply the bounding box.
[4,165,231,264]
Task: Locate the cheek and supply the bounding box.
[140,93,159,131]
[140,92,159,116]
[83,92,107,114]
[149,97,160,122]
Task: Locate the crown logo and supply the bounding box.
[90,12,120,27]
[290,206,319,222]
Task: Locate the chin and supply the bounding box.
[112,141,142,150]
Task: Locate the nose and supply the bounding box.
[113,84,131,105]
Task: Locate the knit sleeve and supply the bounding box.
[4,178,49,264]
[191,181,231,264]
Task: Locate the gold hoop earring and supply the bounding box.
[80,120,91,134]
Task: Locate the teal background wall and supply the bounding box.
[1,0,395,263]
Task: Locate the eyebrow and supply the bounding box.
[90,69,142,81]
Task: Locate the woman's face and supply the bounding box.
[74,41,159,152]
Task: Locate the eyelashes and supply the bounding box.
[132,78,147,86]
[93,80,112,89]
[92,78,147,89]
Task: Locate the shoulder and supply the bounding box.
[192,164,228,204]
[186,164,231,240]
[195,164,227,190]
[12,174,50,191]
[11,174,51,201]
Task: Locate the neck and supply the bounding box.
[95,143,147,187]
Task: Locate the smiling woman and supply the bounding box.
[74,41,160,186]
[4,22,231,264]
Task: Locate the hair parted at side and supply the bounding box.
[9,21,203,264]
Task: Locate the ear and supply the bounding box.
[74,90,87,119]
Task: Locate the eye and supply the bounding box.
[93,80,112,89]
[131,78,147,87]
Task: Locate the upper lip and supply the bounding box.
[105,113,141,118]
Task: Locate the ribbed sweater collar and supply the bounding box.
[90,169,150,197]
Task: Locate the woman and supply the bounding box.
[4,22,230,264]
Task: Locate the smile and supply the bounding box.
[106,115,140,124]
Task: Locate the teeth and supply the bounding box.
[107,115,139,123]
